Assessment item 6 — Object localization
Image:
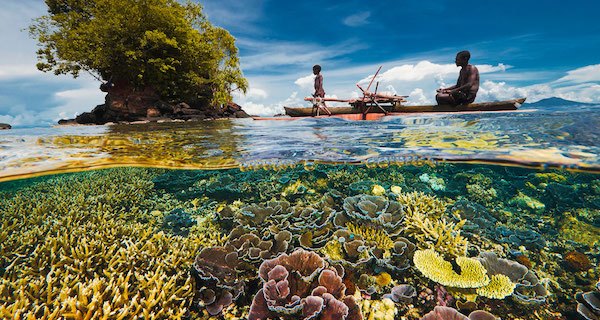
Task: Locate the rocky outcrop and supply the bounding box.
[59,81,250,125]
[0,123,11,130]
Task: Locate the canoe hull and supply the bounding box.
[284,98,526,117]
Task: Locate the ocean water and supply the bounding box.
[0,105,599,319]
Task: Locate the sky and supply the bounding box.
[1,0,599,126]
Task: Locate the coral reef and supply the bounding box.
[576,281,600,320]
[420,306,498,320]
[248,249,362,320]
[0,168,224,319]
[413,250,489,289]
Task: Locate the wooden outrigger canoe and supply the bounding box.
[283,98,526,117]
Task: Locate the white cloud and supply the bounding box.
[405,88,432,105]
[238,38,367,70]
[556,64,600,83]
[0,65,41,80]
[343,12,371,27]
[358,61,510,84]
[244,87,268,100]
[294,74,315,89]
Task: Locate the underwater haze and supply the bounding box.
[0,105,599,319]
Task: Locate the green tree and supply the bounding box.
[30,0,247,107]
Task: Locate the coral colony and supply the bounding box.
[0,162,598,319]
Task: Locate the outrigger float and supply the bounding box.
[252,66,526,120]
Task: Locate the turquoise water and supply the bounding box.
[0,104,599,319]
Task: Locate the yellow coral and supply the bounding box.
[413,250,490,289]
[404,212,468,257]
[396,191,450,219]
[346,223,394,250]
[560,213,600,247]
[390,185,402,194]
[372,185,386,196]
[358,297,397,320]
[321,239,345,261]
[373,272,392,287]
[476,274,516,299]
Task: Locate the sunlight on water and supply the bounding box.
[1,108,599,181]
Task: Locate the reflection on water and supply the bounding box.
[0,108,599,181]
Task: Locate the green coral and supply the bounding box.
[413,249,490,289]
[509,192,545,214]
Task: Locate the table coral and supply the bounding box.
[413,250,490,289]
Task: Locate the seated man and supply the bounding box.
[436,51,479,106]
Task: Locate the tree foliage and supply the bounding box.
[30,0,248,106]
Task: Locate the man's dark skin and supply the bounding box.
[436,51,479,106]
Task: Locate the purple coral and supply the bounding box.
[249,249,362,320]
[192,247,245,315]
[383,284,416,304]
[420,306,498,320]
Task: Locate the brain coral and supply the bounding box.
[413,250,489,289]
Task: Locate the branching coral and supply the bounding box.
[395,191,449,219]
[404,212,468,258]
[413,250,490,289]
[0,168,222,319]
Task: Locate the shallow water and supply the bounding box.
[0,105,599,319]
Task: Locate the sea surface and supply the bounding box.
[0,104,599,319]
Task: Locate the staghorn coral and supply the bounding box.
[404,212,468,258]
[413,250,490,289]
[346,223,395,251]
[248,249,362,320]
[0,168,223,319]
[395,191,449,219]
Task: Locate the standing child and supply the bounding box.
[313,64,325,98]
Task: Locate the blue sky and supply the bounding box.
[1,0,599,126]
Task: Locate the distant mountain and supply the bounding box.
[524,97,597,107]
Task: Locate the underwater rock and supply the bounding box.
[192,247,245,315]
[161,208,196,236]
[420,306,499,320]
[248,249,362,320]
[382,284,416,304]
[564,251,592,272]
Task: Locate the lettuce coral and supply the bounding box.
[413,250,490,289]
